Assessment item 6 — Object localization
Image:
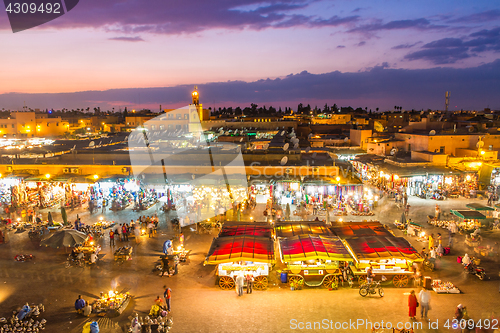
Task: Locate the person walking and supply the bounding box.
[235,273,245,296]
[435,205,440,220]
[428,233,434,250]
[117,223,123,241]
[109,229,115,246]
[246,274,254,294]
[418,287,431,319]
[148,222,154,238]
[123,223,129,241]
[163,285,172,312]
[408,290,418,320]
[161,256,170,277]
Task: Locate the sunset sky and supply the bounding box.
[0,0,499,111]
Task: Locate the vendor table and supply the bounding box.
[91,292,132,317]
[114,247,133,261]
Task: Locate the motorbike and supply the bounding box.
[464,260,486,280]
[359,280,384,297]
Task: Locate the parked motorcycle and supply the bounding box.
[464,260,486,280]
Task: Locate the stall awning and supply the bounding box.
[204,236,275,265]
[451,210,486,219]
[279,235,353,262]
[330,222,393,238]
[218,224,273,238]
[275,222,332,238]
[465,203,494,211]
[344,236,422,261]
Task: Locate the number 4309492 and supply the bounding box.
[444,318,499,330]
[5,2,61,14]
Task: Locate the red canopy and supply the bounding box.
[279,235,353,262]
[274,222,332,238]
[205,236,275,264]
[330,222,393,238]
[218,224,273,238]
[344,236,421,261]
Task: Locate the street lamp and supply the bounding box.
[93,174,99,180]
[45,173,51,179]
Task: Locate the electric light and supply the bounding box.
[394,175,399,180]
[480,150,485,155]
[45,173,51,179]
[336,176,340,182]
[466,175,471,181]
[93,174,99,180]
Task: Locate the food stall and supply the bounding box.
[465,203,494,218]
[91,290,132,317]
[278,235,353,288]
[114,246,133,262]
[329,221,393,238]
[218,223,273,238]
[343,236,423,287]
[450,210,485,232]
[274,221,332,238]
[204,235,275,291]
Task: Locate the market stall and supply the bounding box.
[275,221,332,238]
[450,210,485,232]
[329,221,392,238]
[114,246,133,262]
[465,203,494,218]
[343,236,423,287]
[204,235,275,291]
[218,223,273,238]
[91,290,132,317]
[431,279,460,294]
[278,234,353,288]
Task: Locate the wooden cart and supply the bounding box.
[204,235,275,291]
[279,234,354,288]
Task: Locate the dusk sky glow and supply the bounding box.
[1,0,499,111]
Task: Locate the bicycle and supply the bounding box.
[359,280,384,297]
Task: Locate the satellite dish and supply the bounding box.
[89,141,95,147]
[476,141,484,148]
[280,130,285,136]
[308,133,313,139]
[235,129,239,134]
[71,145,76,150]
[312,152,317,159]
[239,137,244,142]
[468,127,474,133]
[264,144,269,150]
[219,129,224,134]
[280,156,288,166]
[306,147,311,153]
[225,131,229,135]
[390,147,397,156]
[294,143,299,149]
[344,137,349,142]
[429,130,436,136]
[283,143,289,151]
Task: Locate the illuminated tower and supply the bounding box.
[192,86,200,106]
[189,86,204,132]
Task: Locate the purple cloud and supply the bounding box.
[12,0,357,34]
[349,18,445,33]
[336,45,346,48]
[357,41,366,47]
[109,36,145,42]
[448,9,500,23]
[391,42,422,49]
[2,60,500,110]
[404,28,500,64]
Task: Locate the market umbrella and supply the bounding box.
[60,207,68,225]
[40,229,88,248]
[47,212,53,226]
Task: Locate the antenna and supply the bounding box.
[280,156,288,166]
[445,91,450,111]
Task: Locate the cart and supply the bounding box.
[204,235,275,291]
[278,234,353,288]
[343,236,423,288]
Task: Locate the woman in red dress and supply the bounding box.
[408,290,418,320]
